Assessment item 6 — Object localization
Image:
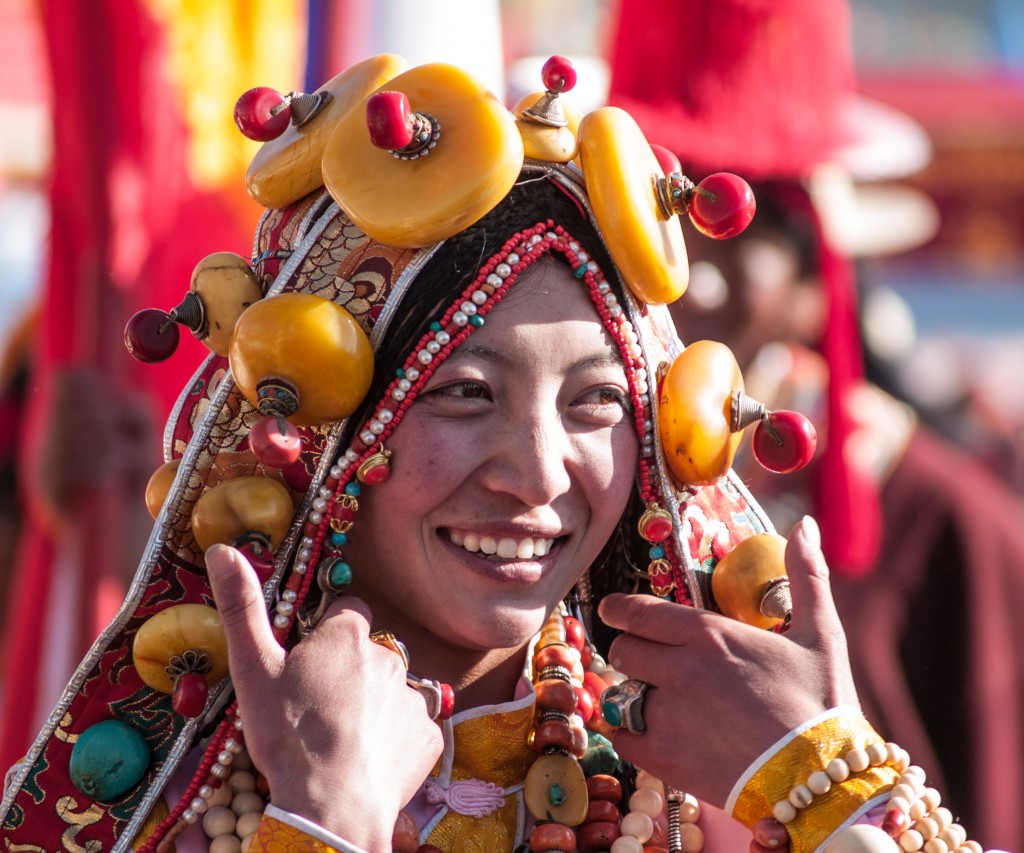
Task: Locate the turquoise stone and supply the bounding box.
[548,783,567,806]
[69,719,150,801]
[601,699,623,727]
[328,560,352,588]
[580,732,621,776]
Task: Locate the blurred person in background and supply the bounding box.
[609,0,1024,849]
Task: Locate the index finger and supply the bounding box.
[597,592,725,644]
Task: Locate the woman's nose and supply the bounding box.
[483,415,573,507]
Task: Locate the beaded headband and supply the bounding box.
[1,57,816,852]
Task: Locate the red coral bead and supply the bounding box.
[439,682,455,720]
[172,673,209,717]
[541,55,577,93]
[751,410,817,474]
[688,172,756,239]
[234,86,290,141]
[640,513,673,543]
[248,415,302,468]
[366,91,415,150]
[125,308,180,363]
[578,821,621,853]
[573,684,594,723]
[562,616,586,652]
[650,143,682,176]
[237,539,276,584]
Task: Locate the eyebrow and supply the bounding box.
[442,343,626,374]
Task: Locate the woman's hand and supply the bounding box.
[206,544,443,850]
[597,516,858,808]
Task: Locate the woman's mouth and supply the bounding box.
[448,530,556,560]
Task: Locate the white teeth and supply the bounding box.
[451,532,555,560]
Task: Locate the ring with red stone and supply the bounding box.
[369,629,410,670]
[406,674,455,721]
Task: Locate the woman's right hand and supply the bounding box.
[206,544,443,851]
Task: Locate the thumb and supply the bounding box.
[784,516,844,647]
[206,543,285,684]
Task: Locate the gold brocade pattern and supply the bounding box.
[424,700,536,853]
[248,814,339,852]
[131,799,170,852]
[732,710,899,853]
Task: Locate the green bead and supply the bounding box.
[469,315,485,327]
[580,732,621,777]
[69,719,150,802]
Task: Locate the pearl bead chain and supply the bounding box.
[771,741,910,824]
[880,764,981,853]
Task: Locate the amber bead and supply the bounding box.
[530,823,577,852]
[535,678,577,715]
[534,642,576,671]
[586,798,622,824]
[586,774,623,803]
[578,820,621,853]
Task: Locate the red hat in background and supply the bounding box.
[608,0,935,576]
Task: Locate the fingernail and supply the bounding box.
[800,515,821,549]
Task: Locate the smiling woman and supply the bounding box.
[2,53,996,853]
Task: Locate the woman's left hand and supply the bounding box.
[597,516,858,808]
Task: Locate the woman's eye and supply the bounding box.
[424,380,492,401]
[572,387,632,420]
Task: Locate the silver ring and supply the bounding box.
[369,630,410,670]
[600,678,649,734]
[406,674,443,721]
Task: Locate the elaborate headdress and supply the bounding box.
[2,55,816,851]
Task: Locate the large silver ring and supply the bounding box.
[406,674,444,721]
[600,678,649,734]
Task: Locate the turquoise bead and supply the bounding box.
[345,482,361,497]
[548,783,567,806]
[329,560,352,588]
[601,699,623,727]
[330,531,347,547]
[469,315,485,327]
[69,719,150,801]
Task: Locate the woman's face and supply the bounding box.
[344,258,640,659]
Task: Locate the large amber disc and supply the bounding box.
[658,340,744,485]
[190,476,295,553]
[577,107,689,305]
[229,292,374,427]
[246,54,410,208]
[322,63,525,248]
[132,604,229,694]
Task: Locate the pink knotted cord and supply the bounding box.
[423,778,507,817]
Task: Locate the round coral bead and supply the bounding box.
[535,678,577,714]
[439,682,455,720]
[586,773,623,803]
[688,172,756,239]
[541,55,577,93]
[751,410,817,474]
[125,308,180,363]
[236,539,276,584]
[534,643,576,671]
[233,87,290,141]
[248,415,302,468]
[392,811,419,853]
[172,673,209,718]
[587,798,622,824]
[579,820,621,853]
[530,822,577,852]
[366,91,415,150]
[573,684,594,723]
[534,718,575,753]
[650,143,682,176]
[563,615,586,651]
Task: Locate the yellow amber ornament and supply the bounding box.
[322,63,524,248]
[658,340,744,485]
[145,459,181,520]
[513,90,582,163]
[189,252,264,357]
[246,55,410,208]
[524,752,589,826]
[229,292,373,426]
[132,604,229,694]
[577,107,689,305]
[711,532,790,629]
[190,476,294,552]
